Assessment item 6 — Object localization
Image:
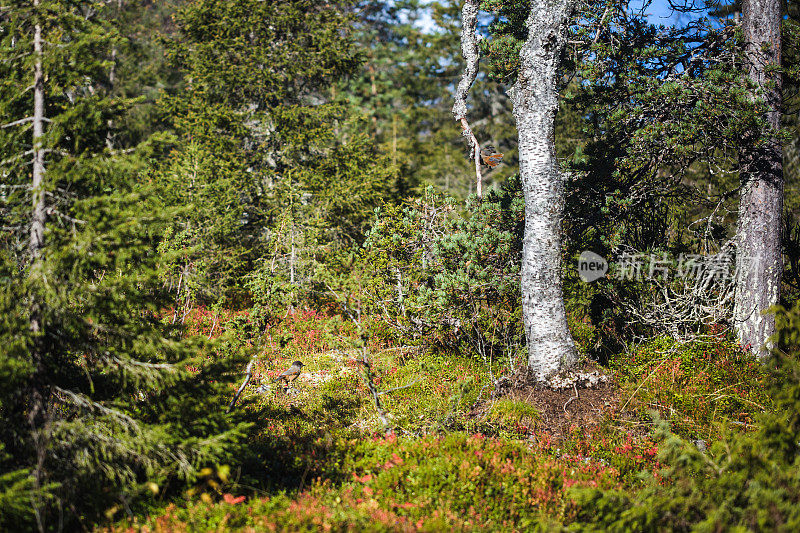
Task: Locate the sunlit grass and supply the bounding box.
[102,310,778,531]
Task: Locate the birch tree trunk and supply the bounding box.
[508,0,577,379]
[734,0,783,357]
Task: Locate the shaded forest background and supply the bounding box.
[1,0,800,530]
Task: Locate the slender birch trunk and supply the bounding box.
[508,0,577,379]
[290,222,296,285]
[452,0,483,199]
[734,0,783,357]
[453,0,577,379]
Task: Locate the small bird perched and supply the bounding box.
[480,145,504,168]
[274,360,305,387]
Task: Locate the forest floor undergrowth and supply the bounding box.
[103,308,773,532]
[470,362,624,442]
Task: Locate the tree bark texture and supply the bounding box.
[734,0,783,356]
[452,0,479,124]
[452,0,484,197]
[30,1,46,261]
[29,3,51,529]
[509,0,577,379]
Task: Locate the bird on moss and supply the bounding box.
[275,360,305,388]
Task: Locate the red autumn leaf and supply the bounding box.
[223,493,246,505]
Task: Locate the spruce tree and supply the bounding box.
[157,0,395,313]
[0,1,247,529]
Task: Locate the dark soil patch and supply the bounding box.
[472,362,625,440]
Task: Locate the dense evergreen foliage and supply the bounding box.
[0,1,249,530]
[0,0,798,530]
[154,0,396,313]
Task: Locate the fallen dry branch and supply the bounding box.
[227,356,256,413]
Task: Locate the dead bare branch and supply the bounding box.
[452,0,484,198]
[227,356,256,413]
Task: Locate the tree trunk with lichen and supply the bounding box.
[734,0,783,357]
[453,0,577,380]
[508,0,577,379]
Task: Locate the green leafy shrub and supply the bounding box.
[337,432,621,528]
[112,432,623,531]
[361,177,604,364]
[557,427,661,486]
[362,181,527,362]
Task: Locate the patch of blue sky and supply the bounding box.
[411,0,732,34]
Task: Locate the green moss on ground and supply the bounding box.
[103,310,782,532]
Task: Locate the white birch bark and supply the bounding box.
[453,0,578,378]
[734,0,783,357]
[508,0,578,379]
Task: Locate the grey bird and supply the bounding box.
[275,361,305,387]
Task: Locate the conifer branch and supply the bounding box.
[53,387,141,433]
[105,356,176,372]
[0,150,34,167]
